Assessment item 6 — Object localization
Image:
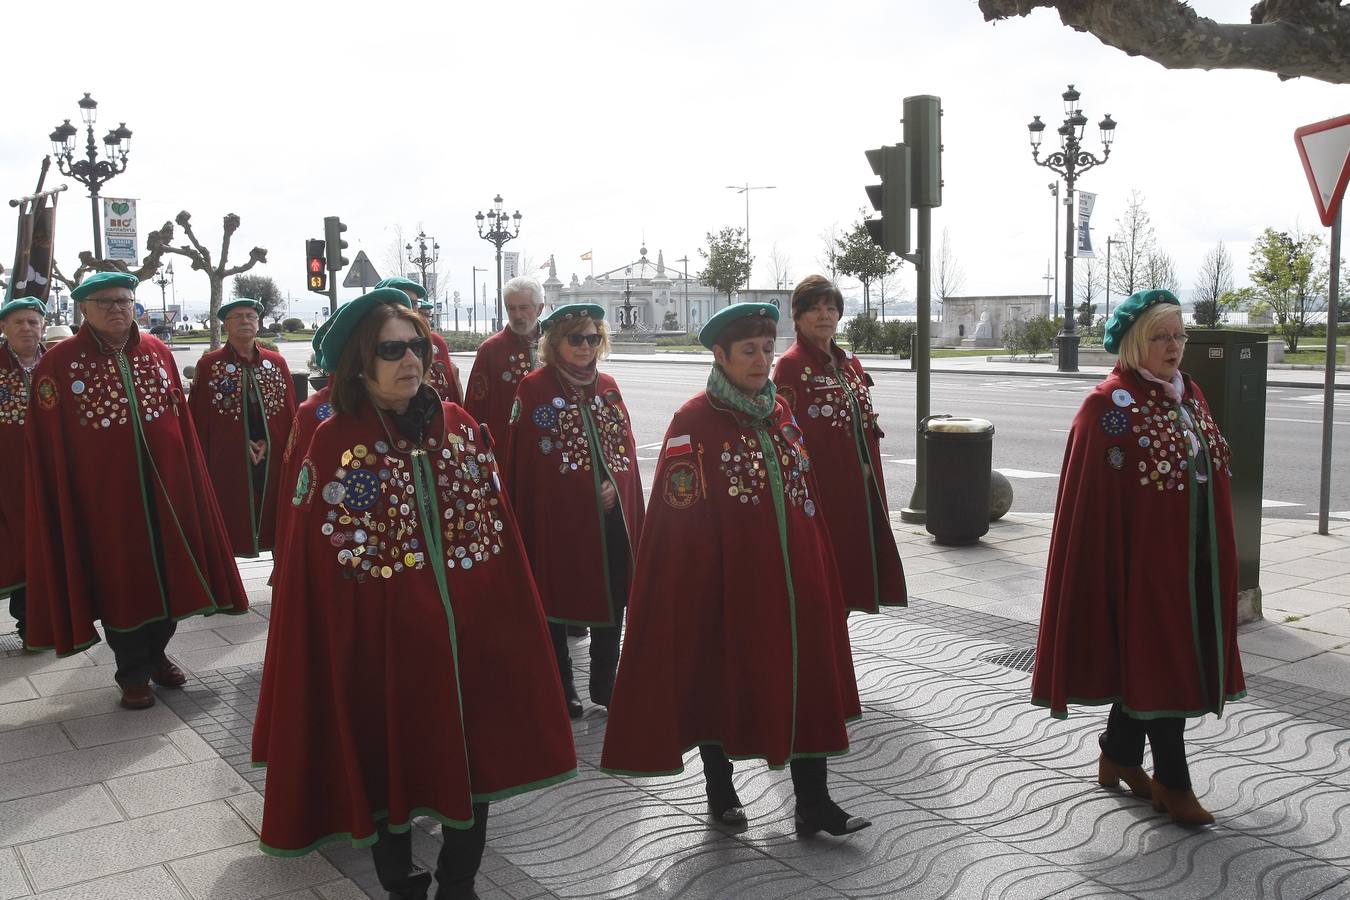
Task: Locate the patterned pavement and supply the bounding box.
[3,513,1349,898]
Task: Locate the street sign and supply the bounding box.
[342,250,381,289]
[1294,113,1350,227]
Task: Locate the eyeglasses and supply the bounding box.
[226,313,259,323]
[1149,332,1188,346]
[90,296,135,310]
[565,333,602,348]
[374,337,432,362]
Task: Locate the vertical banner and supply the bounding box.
[503,251,519,281]
[11,198,58,303]
[1075,191,1096,257]
[102,197,138,264]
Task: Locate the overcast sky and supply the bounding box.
[3,0,1344,321]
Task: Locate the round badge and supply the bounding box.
[808,405,820,418]
[225,363,237,374]
[1157,460,1172,474]
[353,529,368,543]
[1112,389,1134,408]
[501,371,512,381]
[1099,410,1128,437]
[321,523,334,536]
[1138,436,1151,448]
[804,499,817,517]
[375,441,390,454]
[343,469,382,511]
[353,444,368,459]
[321,481,347,505]
[551,396,566,409]
[532,405,559,429]
[316,403,333,421]
[1105,446,1126,470]
[405,553,418,567]
[262,359,273,369]
[337,549,353,564]
[820,404,833,417]
[71,380,86,395]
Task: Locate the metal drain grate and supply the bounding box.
[0,632,25,653]
[979,646,1037,673]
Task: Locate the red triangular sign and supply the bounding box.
[1295,114,1350,227]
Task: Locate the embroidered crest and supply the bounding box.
[777,385,796,410]
[316,402,333,421]
[469,373,488,401]
[509,397,521,425]
[293,460,315,507]
[663,458,700,509]
[1100,409,1129,437]
[1105,446,1126,470]
[36,376,58,410]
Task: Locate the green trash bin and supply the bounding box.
[923,415,995,546]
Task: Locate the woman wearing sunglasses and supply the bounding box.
[601,303,869,837]
[502,303,645,719]
[1033,288,1245,827]
[253,288,576,899]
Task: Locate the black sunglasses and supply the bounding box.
[374,337,432,362]
[565,333,602,348]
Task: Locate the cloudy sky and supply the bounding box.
[2,0,1343,321]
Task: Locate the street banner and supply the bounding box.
[1075,191,1096,257]
[10,197,58,303]
[503,251,519,281]
[102,197,138,264]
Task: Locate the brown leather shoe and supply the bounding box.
[1097,753,1153,799]
[150,659,187,688]
[120,684,156,710]
[1150,778,1215,826]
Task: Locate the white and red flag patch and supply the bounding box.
[664,434,693,457]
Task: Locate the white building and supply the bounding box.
[545,246,722,331]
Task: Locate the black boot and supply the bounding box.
[434,802,489,900]
[790,757,870,836]
[370,823,432,899]
[700,745,746,825]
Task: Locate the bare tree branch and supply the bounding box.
[978,0,1350,83]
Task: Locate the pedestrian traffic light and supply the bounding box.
[323,216,349,273]
[305,239,327,293]
[864,143,911,256]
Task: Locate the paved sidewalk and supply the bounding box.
[2,514,1348,899]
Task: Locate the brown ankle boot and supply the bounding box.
[1097,753,1152,799]
[1150,778,1214,826]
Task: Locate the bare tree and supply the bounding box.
[978,0,1350,84]
[1192,241,1236,326]
[1110,190,1155,299]
[817,223,843,281]
[1144,251,1180,294]
[875,268,908,320]
[1075,256,1105,332]
[767,243,793,290]
[383,224,409,278]
[147,212,267,351]
[936,227,966,318]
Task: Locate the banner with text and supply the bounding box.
[503,251,519,281]
[102,198,138,264]
[1075,191,1096,257]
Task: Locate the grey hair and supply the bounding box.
[502,276,544,306]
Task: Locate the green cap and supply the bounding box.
[217,298,264,320]
[316,288,413,373]
[375,276,427,300]
[0,297,47,320]
[417,299,435,311]
[71,271,138,302]
[1102,289,1181,354]
[540,303,604,329]
[310,314,338,372]
[697,302,779,350]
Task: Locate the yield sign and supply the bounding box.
[1295,113,1350,227]
[342,251,381,289]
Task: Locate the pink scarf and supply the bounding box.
[1136,367,1185,404]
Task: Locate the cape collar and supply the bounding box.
[357,387,448,458]
[796,336,848,369]
[224,340,261,365]
[82,322,142,356]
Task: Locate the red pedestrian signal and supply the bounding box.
[306,239,328,293]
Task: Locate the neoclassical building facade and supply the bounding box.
[545,246,723,331]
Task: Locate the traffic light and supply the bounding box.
[323,216,349,273]
[903,95,943,208]
[305,239,327,293]
[864,143,911,256]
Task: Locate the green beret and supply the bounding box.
[540,303,604,329]
[310,314,338,372]
[375,276,427,300]
[1102,289,1181,354]
[71,271,138,302]
[317,288,413,372]
[0,297,47,320]
[217,298,264,320]
[417,299,435,311]
[698,302,779,350]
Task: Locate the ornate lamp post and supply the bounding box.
[153,261,174,329]
[619,268,637,331]
[1027,85,1117,372]
[405,230,439,302]
[474,195,522,332]
[49,93,132,260]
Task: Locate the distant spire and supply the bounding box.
[656,250,666,275]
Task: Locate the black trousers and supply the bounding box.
[369,803,489,900]
[104,618,178,689]
[551,508,630,705]
[1099,703,1191,790]
[8,587,24,643]
[699,745,831,808]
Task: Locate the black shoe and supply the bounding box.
[794,800,871,836]
[566,696,584,719]
[589,676,615,709]
[705,781,747,825]
[566,624,588,638]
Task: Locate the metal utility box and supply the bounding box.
[1181,329,1268,609]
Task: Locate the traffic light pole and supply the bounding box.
[900,206,931,524]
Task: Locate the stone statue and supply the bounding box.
[974,310,993,339]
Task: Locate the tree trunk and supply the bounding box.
[209,277,224,350]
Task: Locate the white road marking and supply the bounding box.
[889,458,917,465]
[1268,417,1349,426]
[1306,511,1350,521]
[1262,499,1303,508]
[995,468,1060,479]
[635,441,664,450]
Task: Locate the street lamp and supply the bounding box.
[153,261,174,329]
[49,93,132,260]
[405,230,439,306]
[1026,85,1117,372]
[726,183,776,290]
[474,194,522,332]
[619,268,637,331]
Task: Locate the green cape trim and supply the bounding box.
[1031,691,1248,721]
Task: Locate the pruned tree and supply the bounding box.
[698,227,754,309]
[147,212,267,350]
[767,243,794,290]
[1110,189,1155,299]
[232,273,285,323]
[978,0,1350,84]
[48,236,172,325]
[1192,241,1236,326]
[1247,226,1330,351]
[936,227,966,318]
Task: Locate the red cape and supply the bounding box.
[252,397,576,855]
[24,327,248,654]
[1032,366,1246,719]
[464,328,538,445]
[600,392,860,774]
[270,384,332,579]
[427,332,463,405]
[502,366,646,624]
[189,344,297,556]
[0,347,34,595]
[774,340,906,612]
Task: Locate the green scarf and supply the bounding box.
[707,364,777,422]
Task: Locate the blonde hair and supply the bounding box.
[540,316,611,366]
[1117,302,1183,371]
